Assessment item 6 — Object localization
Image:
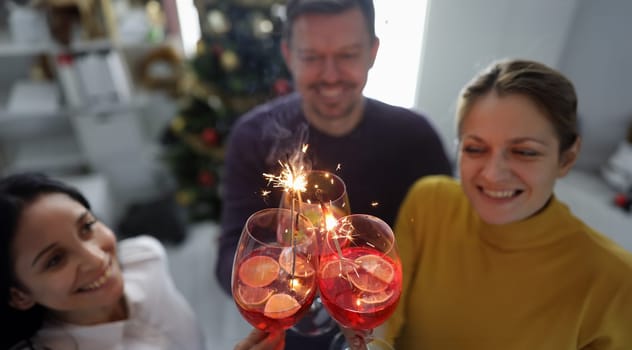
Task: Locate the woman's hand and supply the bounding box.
[234,329,285,350]
[340,325,392,350]
[340,326,371,350]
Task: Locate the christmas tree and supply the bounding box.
[162,0,292,221]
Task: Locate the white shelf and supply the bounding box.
[0,29,176,201]
[0,33,172,57]
[0,33,51,56]
[3,136,86,174]
[0,108,70,121]
[0,110,70,141]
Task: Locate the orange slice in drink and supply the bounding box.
[263,293,300,319]
[319,258,356,280]
[237,284,273,306]
[348,254,394,292]
[278,247,315,277]
[238,255,280,288]
[358,289,394,305]
[355,254,394,284]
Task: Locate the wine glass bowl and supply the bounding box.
[318,214,402,348]
[232,208,318,332]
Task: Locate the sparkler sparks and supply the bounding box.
[325,213,338,232]
[263,161,308,193]
[263,144,310,194]
[335,217,356,242]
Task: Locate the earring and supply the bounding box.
[9,287,35,310]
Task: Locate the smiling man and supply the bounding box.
[216,1,452,349]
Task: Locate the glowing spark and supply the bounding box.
[290,278,302,290]
[336,218,356,242]
[336,163,341,171]
[262,144,310,194]
[263,161,307,193]
[261,190,271,197]
[325,212,338,232]
[371,201,379,207]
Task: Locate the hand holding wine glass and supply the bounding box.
[318,214,402,350]
[232,208,318,332]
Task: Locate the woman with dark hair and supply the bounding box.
[1,173,204,350]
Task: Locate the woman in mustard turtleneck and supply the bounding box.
[385,59,632,350]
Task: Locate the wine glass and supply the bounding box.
[231,208,318,332]
[318,214,402,350]
[281,170,351,337]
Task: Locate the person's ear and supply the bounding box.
[281,39,292,68]
[8,287,35,310]
[368,37,380,68]
[558,136,581,177]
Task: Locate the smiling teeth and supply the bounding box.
[484,189,515,198]
[81,265,111,291]
[320,87,342,97]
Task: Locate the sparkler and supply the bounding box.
[320,203,346,262]
[262,144,309,281]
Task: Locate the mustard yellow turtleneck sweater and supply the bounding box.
[386,176,632,350]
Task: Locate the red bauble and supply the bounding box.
[201,128,219,146]
[273,78,292,96]
[614,193,631,209]
[198,170,215,188]
[212,44,224,56]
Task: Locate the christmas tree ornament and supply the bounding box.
[198,170,216,188]
[196,39,206,55]
[176,190,195,206]
[138,46,182,96]
[207,94,224,111]
[211,44,224,56]
[178,70,198,94]
[251,12,274,39]
[201,128,219,147]
[614,192,632,212]
[206,9,230,35]
[220,49,240,72]
[170,115,187,133]
[274,78,292,96]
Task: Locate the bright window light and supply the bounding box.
[364,0,429,108]
[176,0,201,58]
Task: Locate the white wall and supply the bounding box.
[557,0,632,171]
[415,0,578,160]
